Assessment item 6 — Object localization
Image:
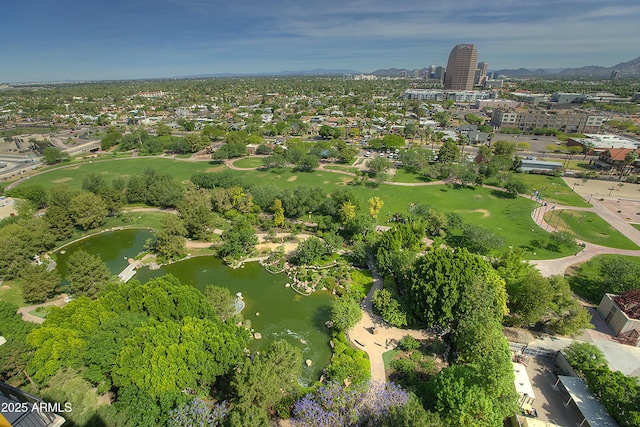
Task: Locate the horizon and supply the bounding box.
[2,0,639,83]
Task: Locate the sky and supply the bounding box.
[2,0,639,82]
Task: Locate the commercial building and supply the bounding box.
[490,108,605,133]
[567,134,640,154]
[443,44,477,90]
[402,89,496,103]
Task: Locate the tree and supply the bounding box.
[338,147,358,164]
[204,285,235,321]
[291,236,328,265]
[339,201,357,223]
[153,214,187,263]
[459,224,505,254]
[113,317,248,398]
[368,156,392,174]
[504,179,528,197]
[219,220,258,259]
[437,140,459,163]
[408,248,507,327]
[43,147,67,164]
[599,256,640,294]
[330,296,362,332]
[20,264,61,304]
[68,191,108,230]
[231,340,302,424]
[66,249,112,298]
[177,188,214,240]
[382,134,405,149]
[492,140,517,159]
[372,289,407,327]
[368,196,384,219]
[273,198,285,227]
[319,124,335,139]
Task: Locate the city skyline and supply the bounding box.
[2,0,639,83]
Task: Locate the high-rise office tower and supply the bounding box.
[443,44,477,90]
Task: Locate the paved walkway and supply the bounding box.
[529,191,640,277]
[347,262,434,383]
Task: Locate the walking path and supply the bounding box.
[529,191,640,277]
[17,294,69,324]
[347,262,434,383]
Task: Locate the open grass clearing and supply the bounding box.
[323,164,359,173]
[12,158,583,259]
[566,254,640,304]
[232,157,264,168]
[517,174,591,207]
[0,280,25,306]
[543,209,639,250]
[390,168,431,183]
[13,157,214,191]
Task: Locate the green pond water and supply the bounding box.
[54,229,334,384]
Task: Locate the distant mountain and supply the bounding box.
[175,68,362,79]
[370,68,428,76]
[494,56,640,78]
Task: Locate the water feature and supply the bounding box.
[55,229,154,279]
[54,229,334,384]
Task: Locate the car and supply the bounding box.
[532,137,538,140]
[365,152,370,157]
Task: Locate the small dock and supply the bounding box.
[118,263,137,283]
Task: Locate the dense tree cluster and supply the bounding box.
[564,342,640,427]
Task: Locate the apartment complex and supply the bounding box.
[443,44,477,90]
[490,108,605,133]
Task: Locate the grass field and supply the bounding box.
[13,158,218,191]
[0,280,25,306]
[518,174,591,207]
[12,158,585,259]
[390,168,430,184]
[323,164,359,173]
[544,209,639,250]
[232,157,264,168]
[632,223,640,231]
[567,254,640,303]
[382,349,400,371]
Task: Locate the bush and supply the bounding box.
[398,335,420,352]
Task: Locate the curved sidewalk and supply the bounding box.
[529,193,640,277]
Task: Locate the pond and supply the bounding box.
[54,229,334,384]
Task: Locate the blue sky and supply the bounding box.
[2,0,639,82]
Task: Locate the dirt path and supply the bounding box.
[17,294,68,324]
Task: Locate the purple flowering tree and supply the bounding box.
[292,381,409,427]
[167,397,229,427]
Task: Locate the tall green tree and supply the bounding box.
[66,249,112,298]
[69,191,108,230]
[20,264,61,304]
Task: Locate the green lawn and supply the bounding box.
[29,305,54,319]
[14,158,217,191]
[390,168,430,184]
[11,158,591,259]
[323,164,359,173]
[544,209,639,250]
[518,174,591,207]
[0,280,25,306]
[232,157,264,168]
[350,269,374,298]
[632,223,640,231]
[567,254,640,303]
[382,349,400,372]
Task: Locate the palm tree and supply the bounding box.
[622,150,638,181]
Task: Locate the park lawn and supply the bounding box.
[382,349,401,372]
[0,280,25,306]
[544,209,639,250]
[632,224,640,231]
[566,254,640,303]
[390,168,429,184]
[350,269,374,299]
[14,157,215,191]
[323,164,359,173]
[231,168,572,259]
[232,157,264,168]
[517,174,591,207]
[29,305,54,319]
